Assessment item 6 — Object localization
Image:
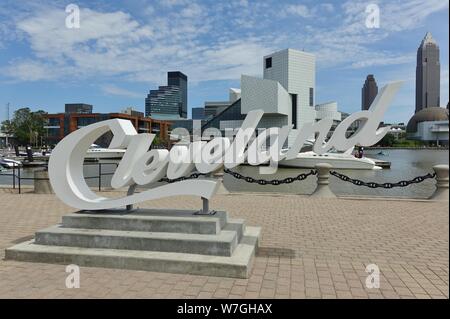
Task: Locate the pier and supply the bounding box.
[0,188,447,298]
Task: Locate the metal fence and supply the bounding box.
[0,162,118,194]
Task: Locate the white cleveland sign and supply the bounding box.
[49,81,402,210]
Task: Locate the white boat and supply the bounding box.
[279,152,378,170]
[33,150,51,157]
[85,144,126,159]
[0,157,22,168]
[279,150,379,170]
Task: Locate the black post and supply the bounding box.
[12,164,15,189]
[18,166,21,194]
[26,146,34,162]
[98,162,102,192]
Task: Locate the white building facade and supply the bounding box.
[263,49,316,129]
[315,101,341,122]
[408,120,449,144]
[199,48,336,147]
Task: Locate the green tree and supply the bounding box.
[1,108,47,146]
[378,133,396,147]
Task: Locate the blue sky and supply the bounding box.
[0,0,448,124]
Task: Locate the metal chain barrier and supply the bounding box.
[159,172,208,183]
[223,168,317,185]
[329,170,436,189]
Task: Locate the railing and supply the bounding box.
[224,163,449,201]
[0,162,118,194]
[1,161,448,201]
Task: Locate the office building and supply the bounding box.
[204,101,232,119]
[65,103,93,114]
[361,75,378,111]
[192,107,205,120]
[45,106,171,146]
[121,107,144,117]
[416,32,440,112]
[145,71,188,120]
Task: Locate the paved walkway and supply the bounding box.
[0,189,448,299]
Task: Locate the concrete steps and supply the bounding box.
[5,209,261,278]
[36,225,238,256]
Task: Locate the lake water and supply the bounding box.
[223,149,449,199]
[1,149,448,199]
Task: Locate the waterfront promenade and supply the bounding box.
[0,188,448,299]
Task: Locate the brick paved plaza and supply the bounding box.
[0,189,448,299]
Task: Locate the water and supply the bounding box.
[1,150,448,199]
[223,149,449,199]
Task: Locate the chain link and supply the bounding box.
[223,168,317,185]
[160,168,436,189]
[329,170,436,188]
[159,172,208,183]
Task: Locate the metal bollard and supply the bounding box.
[431,164,449,201]
[34,169,53,194]
[311,163,336,198]
[213,171,230,195]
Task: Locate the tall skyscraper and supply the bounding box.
[416,32,440,113]
[145,71,188,119]
[361,75,378,111]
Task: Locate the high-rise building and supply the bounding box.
[145,71,188,120]
[416,32,440,113]
[361,75,378,111]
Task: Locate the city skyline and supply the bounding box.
[0,0,448,124]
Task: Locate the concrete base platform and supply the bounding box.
[5,209,261,278]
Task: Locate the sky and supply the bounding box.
[0,0,448,124]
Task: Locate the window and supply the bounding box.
[291,94,297,129]
[309,88,314,107]
[265,57,272,69]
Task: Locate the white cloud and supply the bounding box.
[101,85,142,98]
[284,4,311,18]
[5,5,273,84]
[1,0,448,86]
[349,54,415,69]
[297,0,449,70]
[3,60,61,81]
